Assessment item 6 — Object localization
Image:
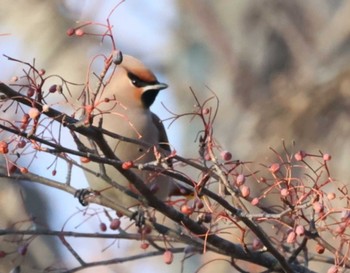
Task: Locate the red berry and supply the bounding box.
[116,211,124,218]
[122,161,134,170]
[80,157,91,163]
[195,199,204,209]
[11,76,18,82]
[280,188,289,197]
[295,225,305,236]
[252,238,263,250]
[313,202,324,213]
[323,153,332,161]
[75,29,85,36]
[202,108,210,115]
[27,87,35,97]
[327,192,336,200]
[251,198,259,206]
[0,141,8,154]
[163,250,173,265]
[49,85,57,93]
[240,185,250,198]
[0,250,6,258]
[286,231,296,244]
[109,218,121,230]
[100,222,107,232]
[20,167,28,174]
[28,107,40,119]
[140,242,149,249]
[316,243,325,254]
[236,174,245,186]
[66,28,75,36]
[220,150,232,161]
[180,204,193,215]
[294,150,306,161]
[269,163,280,173]
[327,265,339,273]
[17,140,26,148]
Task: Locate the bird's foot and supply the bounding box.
[130,207,146,228]
[74,188,98,206]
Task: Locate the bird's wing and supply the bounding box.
[151,112,171,154]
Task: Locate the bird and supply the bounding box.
[80,52,172,209]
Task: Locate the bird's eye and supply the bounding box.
[127,72,144,88]
[127,72,158,88]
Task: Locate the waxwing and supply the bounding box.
[81,53,171,208]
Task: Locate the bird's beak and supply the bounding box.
[143,82,168,93]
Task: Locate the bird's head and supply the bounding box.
[106,54,168,109]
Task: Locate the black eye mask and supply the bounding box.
[127,72,157,88]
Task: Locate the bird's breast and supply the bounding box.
[104,108,159,163]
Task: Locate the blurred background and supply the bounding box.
[1,0,350,272]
